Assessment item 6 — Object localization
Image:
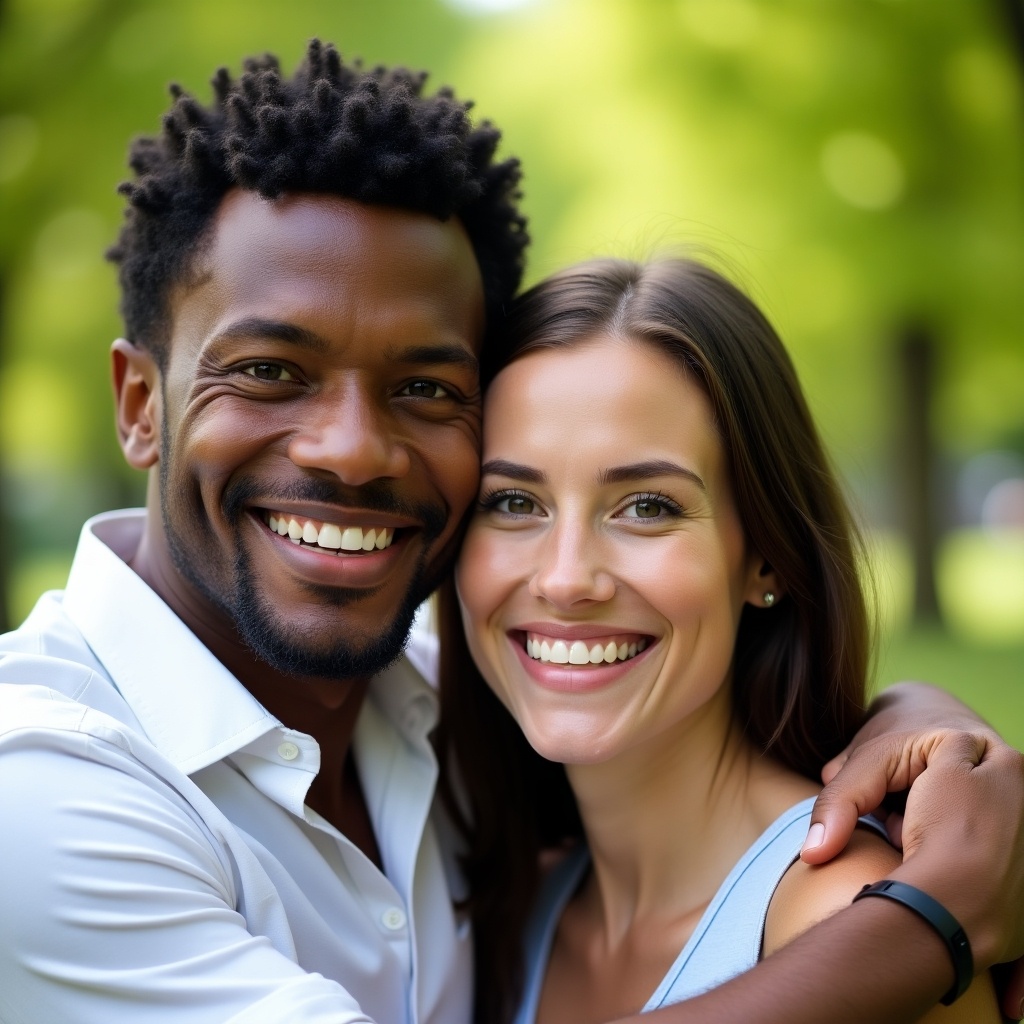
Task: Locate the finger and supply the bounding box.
[801,742,899,864]
[1001,957,1024,1021]
[884,810,904,850]
[820,748,849,786]
[898,730,993,858]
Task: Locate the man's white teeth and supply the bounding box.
[318,523,342,548]
[525,634,649,665]
[266,515,394,553]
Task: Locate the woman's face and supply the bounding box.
[456,333,769,765]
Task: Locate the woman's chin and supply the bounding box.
[518,717,622,766]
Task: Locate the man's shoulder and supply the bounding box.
[2,584,107,660]
[0,591,139,731]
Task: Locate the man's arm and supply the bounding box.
[628,899,957,1024]
[610,684,1024,1024]
[804,683,1024,1020]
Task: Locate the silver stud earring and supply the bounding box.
[763,592,775,607]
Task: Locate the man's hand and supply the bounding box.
[798,682,1024,1019]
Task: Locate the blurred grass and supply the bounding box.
[868,527,1024,748]
[875,628,1024,750]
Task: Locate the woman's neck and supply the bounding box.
[565,690,816,947]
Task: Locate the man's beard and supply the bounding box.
[229,547,428,680]
[160,444,449,681]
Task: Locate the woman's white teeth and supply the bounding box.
[526,635,648,665]
[266,514,393,552]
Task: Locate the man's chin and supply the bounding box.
[233,579,423,681]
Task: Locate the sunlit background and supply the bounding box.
[1,0,1022,743]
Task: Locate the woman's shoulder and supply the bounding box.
[763,824,899,957]
[763,825,1000,1023]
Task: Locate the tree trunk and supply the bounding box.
[1001,0,1024,73]
[898,325,942,625]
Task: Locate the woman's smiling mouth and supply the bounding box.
[524,631,650,665]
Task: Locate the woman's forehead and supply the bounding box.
[481,334,724,479]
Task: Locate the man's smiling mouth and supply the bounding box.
[262,511,395,553]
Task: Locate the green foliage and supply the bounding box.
[1,0,1022,640]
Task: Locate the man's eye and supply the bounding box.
[402,380,448,399]
[244,363,295,382]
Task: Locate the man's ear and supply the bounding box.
[743,556,786,610]
[111,338,161,469]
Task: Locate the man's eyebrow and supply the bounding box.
[387,344,479,374]
[600,460,706,490]
[213,317,330,353]
[480,459,546,484]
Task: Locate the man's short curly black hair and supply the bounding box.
[107,39,529,363]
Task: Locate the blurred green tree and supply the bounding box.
[1,0,1021,631]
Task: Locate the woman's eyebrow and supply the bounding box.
[600,460,706,490]
[480,459,546,484]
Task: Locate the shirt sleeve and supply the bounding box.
[0,695,375,1024]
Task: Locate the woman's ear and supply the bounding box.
[111,338,161,470]
[743,556,786,609]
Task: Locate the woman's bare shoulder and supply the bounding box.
[764,825,1000,1022]
[764,825,899,955]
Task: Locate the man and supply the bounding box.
[0,41,1022,1024]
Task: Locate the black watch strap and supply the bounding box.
[853,879,974,1006]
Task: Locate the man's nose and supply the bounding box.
[528,520,616,608]
[287,383,411,485]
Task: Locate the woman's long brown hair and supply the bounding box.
[435,258,871,1024]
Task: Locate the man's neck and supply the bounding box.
[127,511,379,854]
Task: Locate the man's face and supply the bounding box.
[153,191,485,678]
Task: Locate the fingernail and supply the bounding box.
[1017,995,1023,1020]
[801,823,825,854]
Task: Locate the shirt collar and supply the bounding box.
[62,509,280,775]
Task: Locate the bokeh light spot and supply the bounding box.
[442,0,539,13]
[678,0,761,49]
[820,131,904,210]
[0,115,39,183]
[33,208,107,279]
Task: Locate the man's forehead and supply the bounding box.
[168,188,487,358]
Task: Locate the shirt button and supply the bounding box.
[381,907,407,931]
[277,741,300,761]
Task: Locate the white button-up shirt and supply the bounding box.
[0,510,472,1024]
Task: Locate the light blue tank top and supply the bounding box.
[513,796,886,1022]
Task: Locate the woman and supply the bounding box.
[439,258,1000,1023]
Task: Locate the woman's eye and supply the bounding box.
[244,363,295,382]
[619,495,682,520]
[630,500,664,519]
[402,380,448,399]
[498,495,536,515]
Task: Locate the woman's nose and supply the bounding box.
[528,523,616,608]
